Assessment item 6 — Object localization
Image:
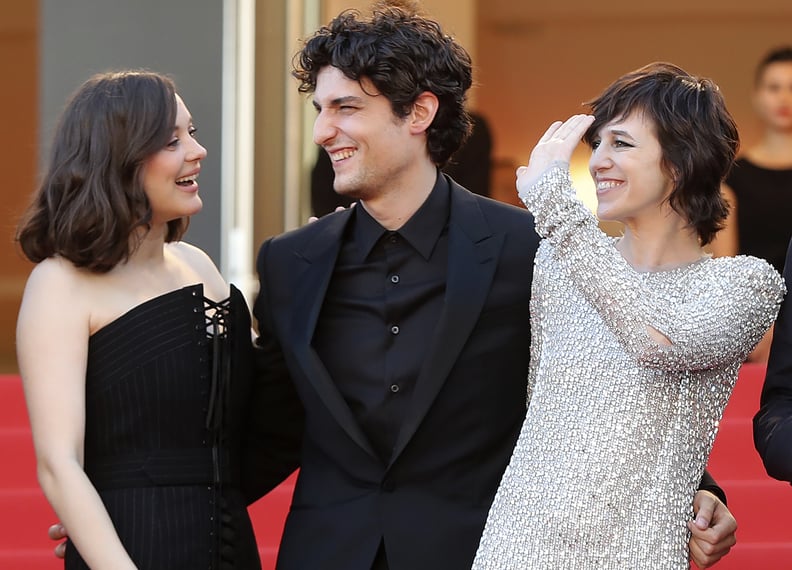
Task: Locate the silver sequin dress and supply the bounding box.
[472,165,785,569]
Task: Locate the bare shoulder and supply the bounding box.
[165,241,228,299]
[166,240,215,266]
[18,257,93,334]
[23,257,89,302]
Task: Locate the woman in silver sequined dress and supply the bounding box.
[473,63,786,569]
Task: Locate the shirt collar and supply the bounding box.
[352,170,450,262]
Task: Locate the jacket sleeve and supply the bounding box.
[754,238,792,484]
[240,239,305,503]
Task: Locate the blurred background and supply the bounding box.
[1,2,791,568]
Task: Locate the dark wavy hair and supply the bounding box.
[583,62,739,245]
[292,3,473,167]
[755,46,792,85]
[16,70,186,272]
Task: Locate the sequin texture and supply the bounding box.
[472,166,785,569]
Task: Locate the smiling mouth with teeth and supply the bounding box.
[330,149,356,161]
[176,174,198,187]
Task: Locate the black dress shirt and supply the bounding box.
[312,172,450,462]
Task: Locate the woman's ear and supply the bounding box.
[409,91,439,134]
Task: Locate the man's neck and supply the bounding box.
[360,162,439,230]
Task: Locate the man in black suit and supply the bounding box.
[244,5,739,570]
[755,238,792,483]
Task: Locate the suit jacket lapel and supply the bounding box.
[289,211,380,459]
[389,183,504,466]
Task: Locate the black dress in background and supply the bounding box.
[726,157,792,273]
[65,284,261,570]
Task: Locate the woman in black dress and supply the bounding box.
[16,70,261,569]
[710,46,792,362]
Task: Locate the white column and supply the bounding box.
[221,0,257,300]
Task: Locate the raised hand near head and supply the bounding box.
[516,114,594,196]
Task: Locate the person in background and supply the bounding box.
[16,70,294,569]
[246,2,742,568]
[472,63,784,569]
[754,236,792,484]
[710,46,792,362]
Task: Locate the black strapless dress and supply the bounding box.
[65,284,261,570]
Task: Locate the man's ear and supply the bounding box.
[409,91,439,134]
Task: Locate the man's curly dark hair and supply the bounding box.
[293,4,473,167]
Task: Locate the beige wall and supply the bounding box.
[323,0,476,53]
[0,3,38,372]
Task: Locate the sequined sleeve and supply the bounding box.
[519,164,786,371]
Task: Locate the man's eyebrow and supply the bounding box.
[313,95,364,109]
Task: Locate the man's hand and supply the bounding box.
[687,490,737,568]
[308,204,354,224]
[48,523,68,559]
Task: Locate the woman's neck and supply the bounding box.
[747,129,792,168]
[124,224,168,268]
[617,222,705,273]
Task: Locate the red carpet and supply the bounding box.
[2,366,791,569]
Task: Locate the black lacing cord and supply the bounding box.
[203,296,233,569]
[205,297,231,433]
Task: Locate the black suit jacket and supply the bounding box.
[754,237,792,484]
[249,176,539,569]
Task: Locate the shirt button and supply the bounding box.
[390,384,400,393]
[390,325,400,335]
[390,275,400,284]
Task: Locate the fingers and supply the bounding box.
[307,203,354,225]
[687,492,737,569]
[537,121,564,143]
[48,523,67,540]
[691,489,717,529]
[692,501,714,530]
[687,519,735,569]
[49,523,68,560]
[515,114,595,196]
[537,115,593,145]
[555,114,595,140]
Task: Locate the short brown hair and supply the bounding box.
[16,70,187,272]
[583,62,739,245]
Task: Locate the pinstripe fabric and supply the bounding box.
[64,285,260,570]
